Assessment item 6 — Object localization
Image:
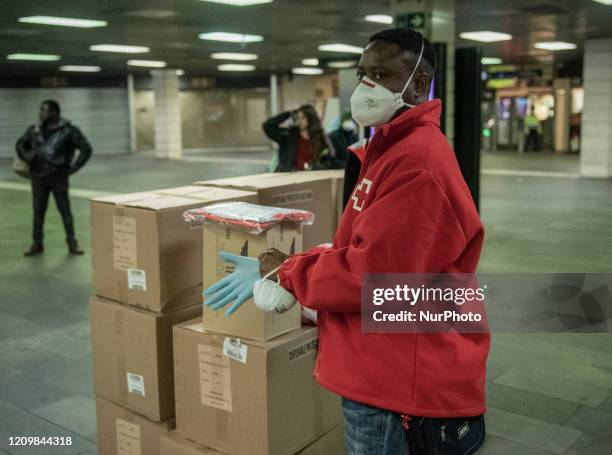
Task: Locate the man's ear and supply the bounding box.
[413,72,430,99]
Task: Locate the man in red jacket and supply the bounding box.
[205,28,489,454]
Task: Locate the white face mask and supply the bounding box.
[342,120,356,131]
[350,40,425,127]
[253,265,297,313]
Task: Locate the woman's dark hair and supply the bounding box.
[297,104,328,159]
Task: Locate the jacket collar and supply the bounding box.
[376,99,442,140]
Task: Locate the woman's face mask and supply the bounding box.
[342,120,356,132]
[350,40,424,128]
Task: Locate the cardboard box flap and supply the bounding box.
[92,188,257,211]
[179,320,316,350]
[195,172,332,191]
[157,186,257,201]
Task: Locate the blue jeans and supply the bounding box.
[342,397,409,455]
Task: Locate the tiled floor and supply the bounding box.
[1,149,611,454]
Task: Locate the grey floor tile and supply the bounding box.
[494,367,610,407]
[0,400,96,455]
[493,335,612,370]
[479,435,555,455]
[565,406,612,438]
[0,374,73,411]
[486,407,582,454]
[486,382,580,425]
[566,432,612,454]
[30,395,96,440]
[489,339,612,389]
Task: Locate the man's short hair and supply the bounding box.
[41,99,61,115]
[369,28,437,76]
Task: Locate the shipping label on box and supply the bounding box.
[96,398,175,455]
[198,344,232,412]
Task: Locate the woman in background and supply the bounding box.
[262,104,335,172]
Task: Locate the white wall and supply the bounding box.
[580,38,612,178]
[0,88,130,158]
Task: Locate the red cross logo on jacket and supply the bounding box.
[351,178,372,212]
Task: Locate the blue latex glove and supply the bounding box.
[203,251,260,316]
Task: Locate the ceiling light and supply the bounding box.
[318,43,363,54]
[60,65,101,72]
[481,57,503,65]
[197,0,273,5]
[327,61,357,69]
[90,44,149,53]
[7,53,60,61]
[592,0,612,5]
[176,69,185,75]
[211,52,258,60]
[302,58,319,66]
[199,32,263,43]
[459,31,512,43]
[365,14,393,24]
[534,41,577,51]
[127,60,167,68]
[218,63,256,71]
[125,9,177,18]
[18,15,107,28]
[292,67,324,75]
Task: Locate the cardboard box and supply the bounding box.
[173,321,342,455]
[161,431,222,455]
[91,186,257,313]
[95,397,175,455]
[195,172,334,250]
[202,222,302,341]
[160,426,344,455]
[90,296,201,421]
[307,170,345,233]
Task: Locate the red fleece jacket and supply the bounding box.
[278,100,489,417]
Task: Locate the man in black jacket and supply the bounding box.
[16,100,92,256]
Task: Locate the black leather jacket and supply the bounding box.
[16,118,92,178]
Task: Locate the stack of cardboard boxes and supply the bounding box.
[90,186,257,455]
[90,173,347,454]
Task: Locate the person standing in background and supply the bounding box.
[524,106,542,152]
[16,100,92,256]
[328,111,359,169]
[262,104,335,171]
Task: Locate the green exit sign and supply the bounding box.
[395,12,425,30]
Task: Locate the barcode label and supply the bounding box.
[223,338,248,364]
[126,373,146,396]
[127,268,147,291]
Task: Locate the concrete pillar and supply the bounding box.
[338,68,356,115]
[580,38,612,178]
[270,74,278,115]
[553,78,571,153]
[127,73,137,153]
[152,69,182,159]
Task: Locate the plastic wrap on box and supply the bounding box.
[183,202,315,234]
